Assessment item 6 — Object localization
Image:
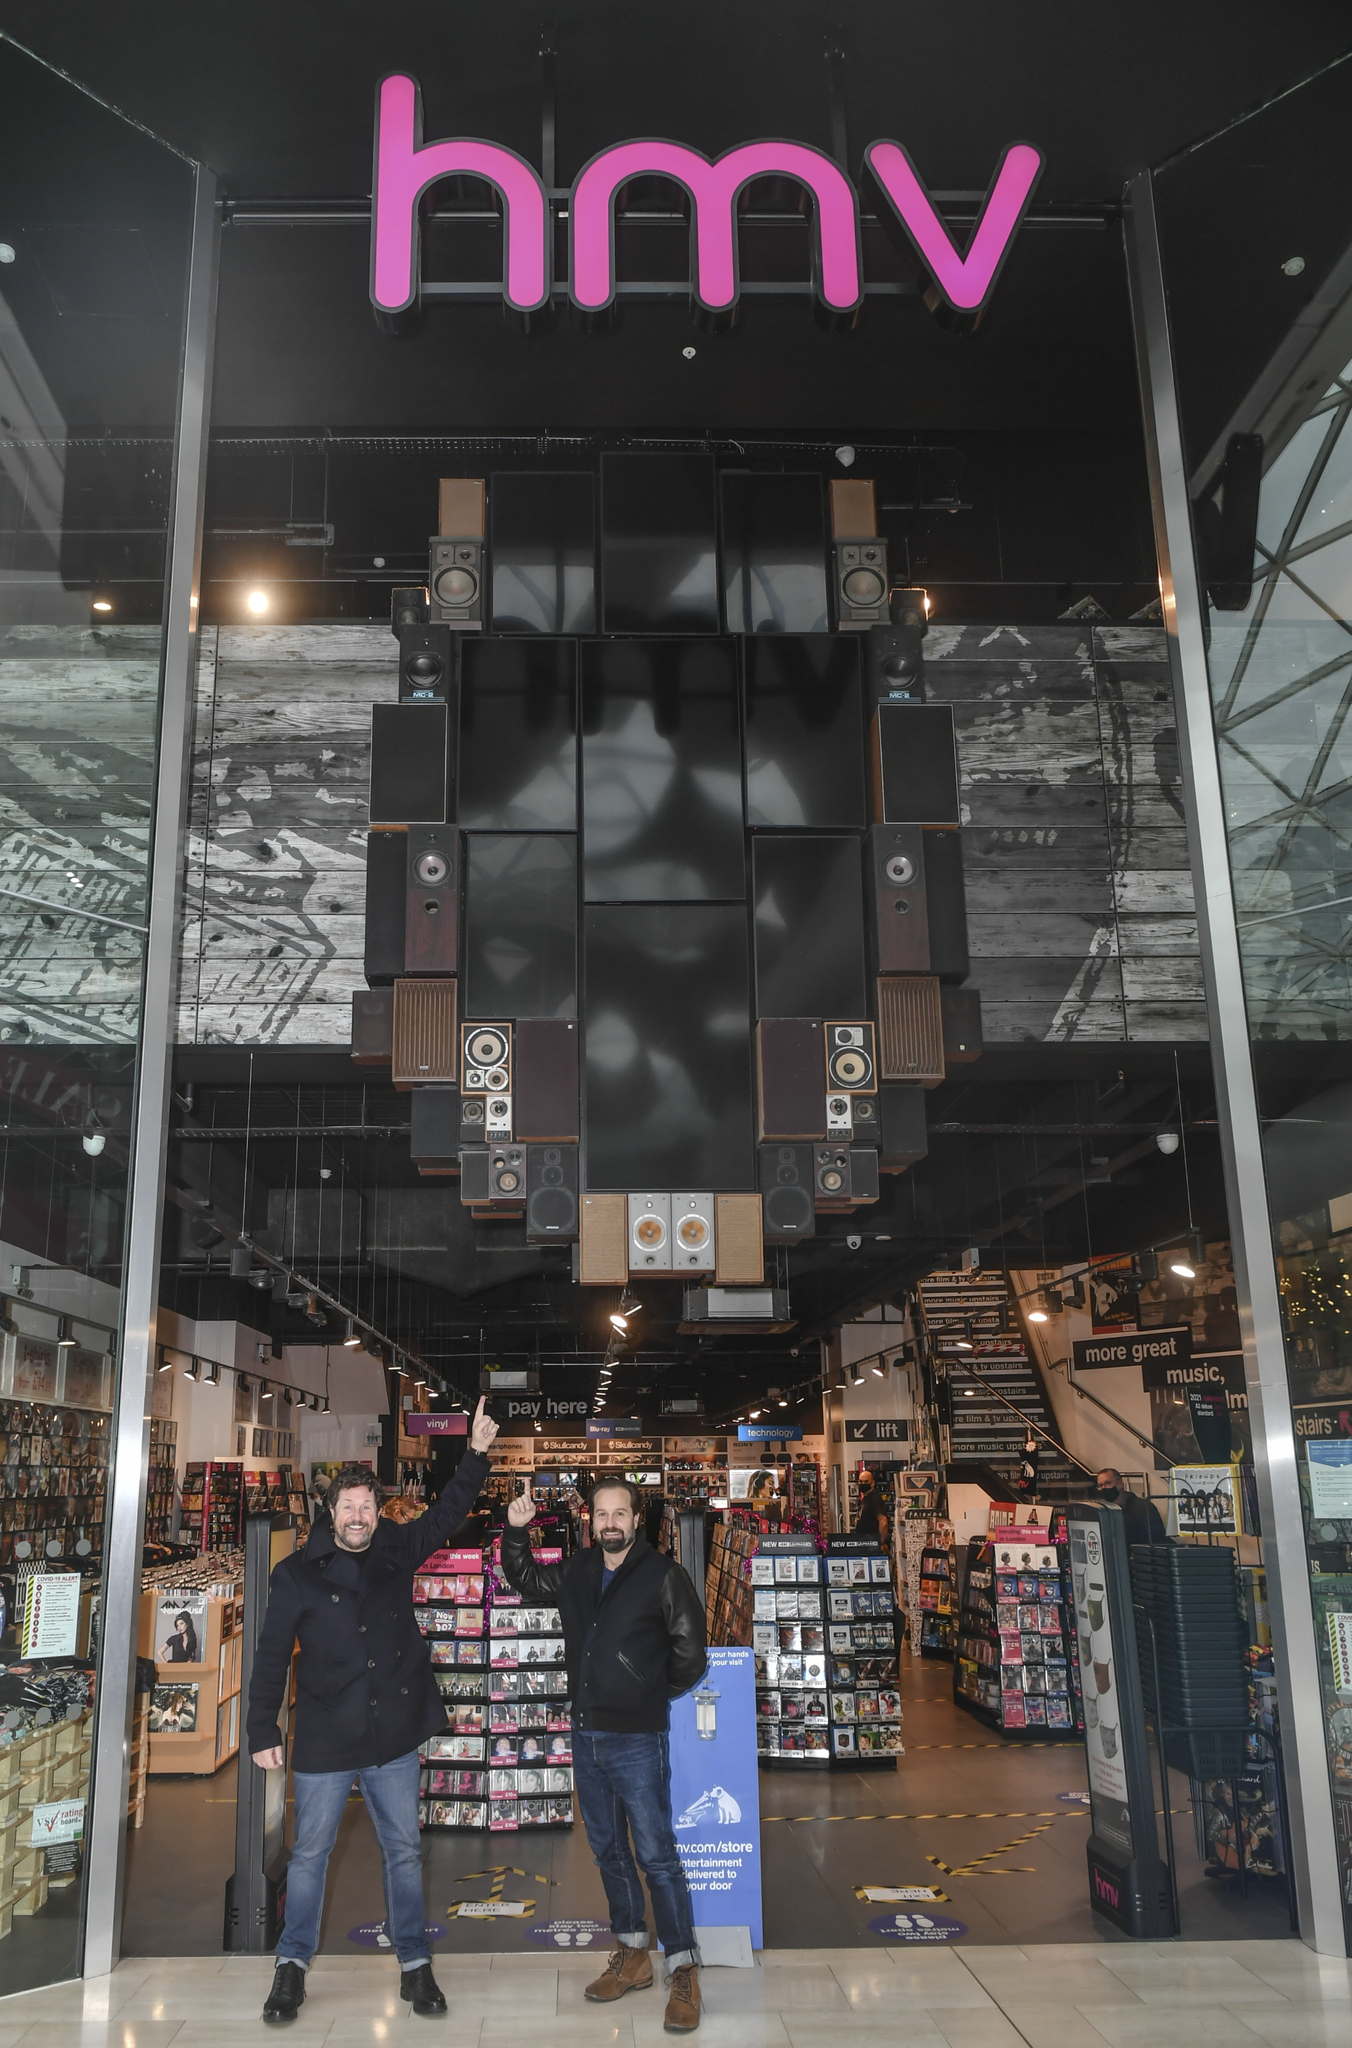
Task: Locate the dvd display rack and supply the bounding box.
[180,1462,243,1553]
[825,1540,903,1766]
[416,1543,575,1832]
[706,1522,754,1646]
[953,1527,1076,1736]
[789,1460,823,1534]
[146,1419,177,1544]
[752,1534,829,1765]
[918,1546,956,1657]
[0,1398,110,1565]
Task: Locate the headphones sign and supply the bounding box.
[369,74,1042,328]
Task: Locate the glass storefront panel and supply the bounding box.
[1150,59,1352,1942]
[0,37,194,1992]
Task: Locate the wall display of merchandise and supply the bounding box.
[146,1420,178,1545]
[180,1463,244,1553]
[917,1544,956,1658]
[706,1523,755,1647]
[244,1467,309,1522]
[899,1513,954,1658]
[137,1576,244,1775]
[665,1442,728,1506]
[415,1543,574,1832]
[0,1693,94,1934]
[954,1526,1076,1737]
[0,1397,110,1566]
[752,1535,902,1767]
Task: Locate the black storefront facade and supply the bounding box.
[0,7,1350,1986]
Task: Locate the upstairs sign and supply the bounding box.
[370,73,1042,327]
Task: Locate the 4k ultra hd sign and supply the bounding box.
[369,75,1042,327]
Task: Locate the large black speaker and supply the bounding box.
[757,1143,816,1242]
[410,1087,459,1162]
[397,623,453,702]
[924,828,969,984]
[370,703,448,825]
[878,1084,928,1170]
[869,703,959,826]
[364,832,406,987]
[405,825,459,976]
[526,1144,580,1243]
[868,825,930,975]
[848,1147,880,1204]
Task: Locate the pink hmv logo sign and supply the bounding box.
[369,73,1041,325]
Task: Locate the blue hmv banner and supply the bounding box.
[667,1646,762,1954]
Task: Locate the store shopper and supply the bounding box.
[501,1477,707,2034]
[1095,1468,1167,1545]
[246,1398,498,2025]
[854,1469,889,1546]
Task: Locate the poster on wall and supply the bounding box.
[1168,1464,1238,1535]
[667,1645,762,1957]
[21,1571,81,1657]
[155,1591,207,1665]
[149,1682,199,1733]
[728,1467,780,1505]
[8,1334,58,1402]
[1088,1257,1139,1333]
[61,1347,110,1410]
[1307,1440,1352,1519]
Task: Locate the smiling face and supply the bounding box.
[591,1485,639,1559]
[330,1483,379,1552]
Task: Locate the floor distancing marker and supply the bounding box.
[927,1815,1061,1877]
[446,1866,550,1919]
[763,1809,1083,1823]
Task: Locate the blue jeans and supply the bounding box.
[279,1750,429,1968]
[573,1730,697,1966]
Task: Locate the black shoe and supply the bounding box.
[262,1962,306,2025]
[400,1964,447,2017]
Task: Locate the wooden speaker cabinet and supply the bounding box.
[715,1193,764,1284]
[578,1192,627,1285]
[756,1019,825,1141]
[391,979,458,1090]
[876,976,945,1086]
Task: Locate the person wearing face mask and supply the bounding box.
[246,1397,498,2025]
[1095,1467,1166,1546]
[501,1476,707,2033]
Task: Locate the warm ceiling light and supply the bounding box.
[56,1317,75,1350]
[1027,1309,1048,1323]
[183,1357,200,1381]
[1170,1259,1196,1279]
[749,1409,762,1419]
[778,1399,788,1408]
[92,600,112,614]
[851,1370,866,1385]
[952,1340,973,1351]
[259,1381,274,1401]
[871,1363,885,1376]
[609,1312,628,1332]
[203,1361,220,1387]
[246,589,269,614]
[343,1318,361,1348]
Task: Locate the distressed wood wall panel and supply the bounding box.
[175,620,1209,1048]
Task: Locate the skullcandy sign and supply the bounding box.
[369,73,1042,326]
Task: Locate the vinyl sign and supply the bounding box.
[369,75,1042,328]
[667,1646,762,1950]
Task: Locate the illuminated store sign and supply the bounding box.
[370,72,1041,325]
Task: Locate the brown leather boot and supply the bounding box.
[584,1941,654,2002]
[664,1963,700,2033]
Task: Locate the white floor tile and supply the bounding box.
[1073,2003,1269,2047]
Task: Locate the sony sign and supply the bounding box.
[370,73,1042,327]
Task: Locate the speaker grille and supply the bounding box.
[715,1193,764,1284]
[579,1192,627,1284]
[391,979,457,1089]
[876,976,945,1084]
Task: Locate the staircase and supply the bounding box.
[915,1271,1090,1503]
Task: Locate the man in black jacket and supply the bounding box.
[1095,1468,1167,1545]
[246,1397,497,2025]
[501,1477,707,2034]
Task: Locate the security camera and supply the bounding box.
[835,445,856,467]
[82,1133,105,1157]
[1156,1131,1180,1155]
[846,1234,862,1251]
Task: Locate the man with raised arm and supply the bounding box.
[247,1396,499,2024]
[501,1476,707,2033]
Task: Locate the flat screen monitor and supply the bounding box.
[600,452,719,633]
[743,635,866,828]
[464,833,577,1019]
[580,638,744,901]
[583,904,753,1190]
[720,472,828,633]
[457,637,577,830]
[489,471,596,633]
[752,834,867,1018]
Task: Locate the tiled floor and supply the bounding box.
[2,1943,1351,2048]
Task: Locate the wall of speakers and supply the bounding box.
[670,1194,715,1271]
[364,831,407,987]
[876,976,945,1086]
[869,702,960,827]
[515,1018,580,1141]
[351,987,393,1065]
[814,1142,852,1204]
[756,1018,826,1141]
[405,825,459,976]
[370,703,448,826]
[848,1146,880,1205]
[825,1092,853,1133]
[462,1022,511,1093]
[629,1192,671,1271]
[869,824,930,974]
[825,1021,876,1093]
[526,1145,580,1243]
[579,1192,627,1284]
[758,1144,816,1242]
[392,979,457,1089]
[429,478,486,630]
[484,1093,513,1135]
[489,1145,526,1203]
[459,1094,487,1146]
[848,1093,879,1140]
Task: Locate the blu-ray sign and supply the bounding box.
[369,73,1042,327]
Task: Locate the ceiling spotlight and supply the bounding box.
[259,1381,274,1401]
[778,1399,788,1408]
[343,1319,361,1348]
[851,1369,866,1385]
[203,1361,220,1387]
[609,1312,628,1332]
[1027,1309,1048,1323]
[321,1395,330,1415]
[183,1356,200,1381]
[962,1388,977,1397]
[91,600,112,614]
[238,1373,251,1395]
[156,1347,173,1373]
[308,1392,319,1411]
[56,1317,75,1350]
[1169,1259,1195,1279]
[249,1269,274,1290]
[246,589,269,614]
